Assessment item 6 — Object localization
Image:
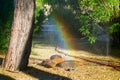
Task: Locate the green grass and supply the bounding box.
[31,48,39,55]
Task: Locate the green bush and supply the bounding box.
[109,23,120,33]
[0,0,14,53]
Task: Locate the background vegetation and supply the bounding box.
[0,0,120,53]
[0,0,14,53]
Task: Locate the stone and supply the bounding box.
[57,60,79,71]
[50,55,62,60]
[41,57,65,68]
[41,59,56,68]
[52,58,65,64]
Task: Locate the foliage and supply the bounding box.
[43,0,79,10]
[109,15,120,48]
[41,0,82,37]
[40,0,120,44]
[0,0,14,53]
[52,7,82,37]
[34,0,46,33]
[34,9,46,33]
[109,23,120,33]
[79,0,119,43]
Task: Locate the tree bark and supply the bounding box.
[2,0,35,71]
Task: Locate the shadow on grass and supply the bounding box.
[109,48,120,58]
[0,74,15,80]
[23,66,72,80]
[0,58,3,65]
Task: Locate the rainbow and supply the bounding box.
[50,14,77,50]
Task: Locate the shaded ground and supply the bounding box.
[0,74,15,80]
[0,39,120,80]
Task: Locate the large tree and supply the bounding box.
[2,0,35,71]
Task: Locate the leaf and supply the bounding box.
[88,36,97,44]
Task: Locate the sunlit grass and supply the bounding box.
[31,48,39,56]
[0,40,120,80]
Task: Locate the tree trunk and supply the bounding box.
[2,0,35,71]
